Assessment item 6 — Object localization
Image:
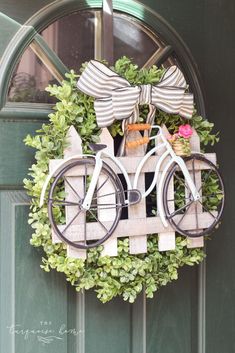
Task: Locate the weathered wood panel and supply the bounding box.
[157,125,176,251]
[50,125,217,255]
[126,130,147,254]
[52,212,217,243]
[99,128,118,257]
[49,153,217,176]
[187,128,204,248]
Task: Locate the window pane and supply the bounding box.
[41,11,95,71]
[113,14,160,67]
[7,10,176,104]
[8,47,57,103]
[41,11,164,69]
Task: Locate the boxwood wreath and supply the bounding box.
[24,57,219,303]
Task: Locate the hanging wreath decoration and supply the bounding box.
[24,57,220,303]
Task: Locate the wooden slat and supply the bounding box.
[99,128,118,256]
[52,212,217,243]
[64,126,86,259]
[158,175,176,251]
[49,153,217,176]
[126,130,147,254]
[157,125,176,251]
[187,128,204,248]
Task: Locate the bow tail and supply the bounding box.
[179,93,194,119]
[146,104,156,126]
[144,105,156,144]
[159,65,187,89]
[94,99,115,128]
[117,106,139,156]
[152,85,194,119]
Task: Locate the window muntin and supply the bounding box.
[7,10,177,104]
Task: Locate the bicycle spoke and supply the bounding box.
[192,157,196,184]
[194,203,199,231]
[83,165,88,246]
[96,175,110,193]
[92,207,118,210]
[93,190,122,200]
[198,169,213,193]
[177,202,192,227]
[167,196,191,202]
[198,200,218,221]
[192,158,199,232]
[84,163,87,192]
[64,178,82,200]
[50,199,79,206]
[62,209,82,234]
[174,173,190,192]
[202,195,224,208]
[91,204,122,210]
[92,202,122,207]
[203,190,223,195]
[203,192,224,197]
[88,209,109,233]
[168,200,194,219]
[84,210,87,245]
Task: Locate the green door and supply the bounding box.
[0,1,234,353]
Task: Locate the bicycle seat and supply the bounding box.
[89,143,107,152]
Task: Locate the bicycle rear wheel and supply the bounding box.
[48,158,125,249]
[163,154,225,237]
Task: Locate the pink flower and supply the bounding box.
[178,124,193,139]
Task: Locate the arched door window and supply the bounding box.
[7,11,177,104]
[0,0,205,116]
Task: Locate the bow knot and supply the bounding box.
[77,60,194,128]
[139,84,152,105]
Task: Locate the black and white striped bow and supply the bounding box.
[77,60,194,128]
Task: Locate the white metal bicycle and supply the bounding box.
[40,124,224,249]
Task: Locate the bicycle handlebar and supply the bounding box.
[126,124,163,134]
[127,123,151,131]
[125,124,166,148]
[126,136,150,148]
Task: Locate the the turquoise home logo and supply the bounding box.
[6,321,83,345]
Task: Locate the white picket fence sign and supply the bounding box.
[49,125,217,258]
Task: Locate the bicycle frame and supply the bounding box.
[82,126,200,227]
[40,126,200,228]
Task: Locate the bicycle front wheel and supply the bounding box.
[162,154,225,237]
[48,158,125,249]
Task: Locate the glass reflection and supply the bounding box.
[113,15,160,66]
[8,47,57,103]
[8,11,173,104]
